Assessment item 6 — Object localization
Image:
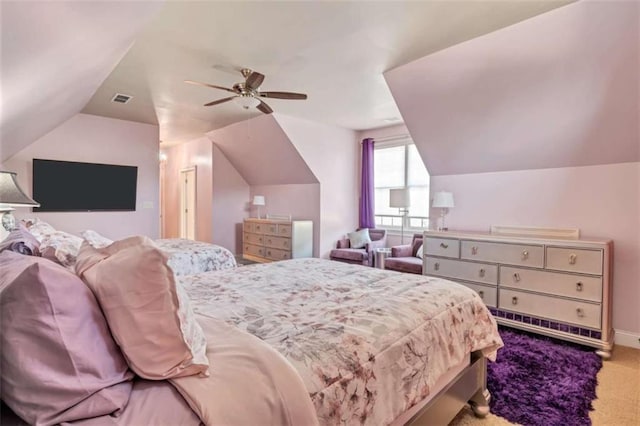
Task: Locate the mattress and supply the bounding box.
[178,258,503,425]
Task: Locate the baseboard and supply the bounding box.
[614,329,640,349]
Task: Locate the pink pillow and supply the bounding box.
[0,252,133,426]
[75,236,209,379]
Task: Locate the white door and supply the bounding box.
[180,167,196,240]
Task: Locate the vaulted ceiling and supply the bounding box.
[1,1,574,163]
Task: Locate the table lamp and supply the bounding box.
[0,171,40,232]
[432,191,454,231]
[390,188,410,244]
[252,195,265,219]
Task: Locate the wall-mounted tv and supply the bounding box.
[33,159,138,212]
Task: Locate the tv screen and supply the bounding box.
[33,159,138,212]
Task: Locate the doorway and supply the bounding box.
[180,167,196,240]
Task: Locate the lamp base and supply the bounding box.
[1,210,16,232]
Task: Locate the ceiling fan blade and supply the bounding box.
[256,100,273,114]
[204,96,236,107]
[245,72,265,90]
[184,80,237,94]
[259,91,307,100]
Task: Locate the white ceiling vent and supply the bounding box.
[111,93,133,104]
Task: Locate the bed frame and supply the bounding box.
[405,351,490,425]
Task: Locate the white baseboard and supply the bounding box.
[615,329,640,349]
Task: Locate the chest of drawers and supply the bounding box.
[423,230,613,358]
[242,218,313,263]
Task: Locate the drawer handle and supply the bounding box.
[513,273,521,282]
[267,250,272,256]
[576,282,583,292]
[434,262,440,271]
[511,296,518,305]
[478,290,484,299]
[267,239,272,244]
[440,242,449,249]
[471,246,478,255]
[479,268,486,278]
[569,254,577,265]
[522,250,529,260]
[576,308,584,318]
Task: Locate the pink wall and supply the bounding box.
[275,115,359,257]
[431,162,640,337]
[211,145,250,254]
[2,113,160,239]
[162,136,214,243]
[385,0,639,176]
[249,184,321,256]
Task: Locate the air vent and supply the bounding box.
[111,93,133,104]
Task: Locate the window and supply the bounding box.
[374,140,430,230]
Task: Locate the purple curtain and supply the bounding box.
[359,138,375,228]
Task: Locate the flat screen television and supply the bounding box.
[33,159,138,212]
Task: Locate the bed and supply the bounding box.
[21,220,237,275]
[0,238,502,426]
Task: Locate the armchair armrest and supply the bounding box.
[336,238,350,249]
[391,244,412,257]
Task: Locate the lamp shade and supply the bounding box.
[0,171,39,207]
[252,195,265,206]
[432,191,454,208]
[389,188,410,208]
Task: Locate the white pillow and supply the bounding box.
[415,244,424,259]
[81,230,114,249]
[348,229,372,249]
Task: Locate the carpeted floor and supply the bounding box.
[451,326,605,426]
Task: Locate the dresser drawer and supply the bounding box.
[461,241,544,268]
[425,257,498,285]
[243,222,255,233]
[500,267,602,302]
[459,282,497,308]
[244,233,264,245]
[264,235,290,251]
[244,244,264,258]
[424,238,460,258]
[545,247,603,275]
[264,247,291,261]
[499,289,601,329]
[252,222,266,234]
[277,224,292,237]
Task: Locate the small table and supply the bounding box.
[374,248,392,269]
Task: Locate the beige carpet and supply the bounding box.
[449,345,640,426]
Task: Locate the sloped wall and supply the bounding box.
[385,0,639,176]
[0,1,162,162]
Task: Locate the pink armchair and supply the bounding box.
[385,234,423,274]
[329,229,387,267]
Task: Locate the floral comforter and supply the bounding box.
[179,258,503,425]
[154,239,237,276]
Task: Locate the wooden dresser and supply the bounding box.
[423,230,614,358]
[242,218,313,263]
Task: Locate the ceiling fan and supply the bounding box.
[184,68,307,114]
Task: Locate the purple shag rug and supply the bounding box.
[488,327,603,426]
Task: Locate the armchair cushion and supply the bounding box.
[347,229,371,249]
[385,257,423,274]
[415,244,424,259]
[391,244,413,258]
[329,248,368,263]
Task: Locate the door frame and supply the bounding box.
[179,166,197,240]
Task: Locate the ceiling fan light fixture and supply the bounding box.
[234,95,261,110]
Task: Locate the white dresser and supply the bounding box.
[423,230,614,358]
[242,218,313,263]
